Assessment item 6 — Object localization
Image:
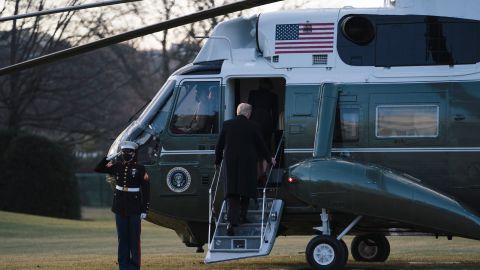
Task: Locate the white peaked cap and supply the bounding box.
[120,141,138,150]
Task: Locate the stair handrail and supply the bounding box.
[260,134,284,249]
[208,161,224,250]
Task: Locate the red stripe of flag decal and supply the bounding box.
[274,50,334,54]
[275,45,333,49]
[298,32,334,35]
[299,23,335,26]
[275,41,333,45]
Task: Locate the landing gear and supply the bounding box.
[351,234,390,262]
[306,210,361,270]
[306,235,346,270]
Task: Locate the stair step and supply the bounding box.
[209,248,261,253]
[215,226,262,236]
[206,199,284,264]
[220,211,271,217]
[219,209,270,216]
[211,236,261,250]
[219,210,274,223]
[217,222,263,227]
[214,236,260,239]
[218,214,277,225]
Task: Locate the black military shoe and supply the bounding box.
[226,223,235,236]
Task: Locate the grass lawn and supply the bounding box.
[1,208,480,270]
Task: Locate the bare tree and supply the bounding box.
[0,0,152,146]
[0,0,276,148]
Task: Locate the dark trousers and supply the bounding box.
[115,214,141,270]
[226,195,249,225]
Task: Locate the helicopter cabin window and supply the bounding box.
[169,81,220,134]
[337,15,480,67]
[334,108,360,142]
[149,92,174,135]
[376,105,439,138]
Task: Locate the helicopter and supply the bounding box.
[3,0,480,270]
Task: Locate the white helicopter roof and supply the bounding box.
[197,0,480,63]
[190,0,480,84]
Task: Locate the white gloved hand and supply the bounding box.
[140,213,147,220]
[106,152,120,161]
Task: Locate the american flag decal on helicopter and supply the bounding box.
[274,22,335,54]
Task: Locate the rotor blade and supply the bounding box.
[0,0,142,22]
[0,0,283,76]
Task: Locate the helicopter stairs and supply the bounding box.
[204,197,284,263]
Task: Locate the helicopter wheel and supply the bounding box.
[306,235,347,270]
[351,234,390,262]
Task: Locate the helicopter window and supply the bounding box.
[334,108,360,142]
[169,81,220,134]
[376,105,439,138]
[338,15,480,67]
[149,92,174,134]
[341,16,375,45]
[137,79,176,125]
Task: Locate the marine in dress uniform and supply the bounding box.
[94,141,150,270]
[215,103,275,236]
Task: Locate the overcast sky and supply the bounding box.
[256,0,385,12]
[138,0,387,50]
[1,0,387,51]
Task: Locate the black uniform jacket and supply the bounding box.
[95,157,150,216]
[248,88,278,144]
[215,115,271,199]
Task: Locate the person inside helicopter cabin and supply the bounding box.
[215,103,276,236]
[94,141,150,270]
[175,84,218,134]
[248,78,279,184]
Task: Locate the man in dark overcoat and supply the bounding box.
[94,141,150,270]
[215,103,275,235]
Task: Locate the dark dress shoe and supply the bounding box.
[226,223,235,236]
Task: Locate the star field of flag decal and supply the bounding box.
[275,22,335,54]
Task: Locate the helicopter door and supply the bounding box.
[284,85,320,165]
[152,79,221,207]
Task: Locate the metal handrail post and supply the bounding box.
[208,187,212,249]
[259,135,284,249]
[260,188,267,249]
[211,161,223,211]
[207,168,217,249]
[207,161,223,250]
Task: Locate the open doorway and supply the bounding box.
[225,77,286,186]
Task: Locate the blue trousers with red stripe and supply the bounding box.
[115,214,141,270]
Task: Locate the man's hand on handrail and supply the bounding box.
[271,157,276,166]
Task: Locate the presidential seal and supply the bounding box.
[166,167,191,193]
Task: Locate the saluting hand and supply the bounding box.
[140,213,147,220]
[271,157,276,166]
